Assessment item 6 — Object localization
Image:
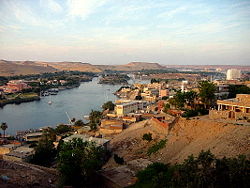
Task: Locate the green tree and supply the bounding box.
[55,124,73,135]
[184,90,198,108]
[74,119,85,126]
[170,91,185,108]
[57,138,107,187]
[31,131,56,167]
[133,150,250,188]
[228,85,250,98]
[198,81,216,109]
[135,95,143,100]
[102,101,115,111]
[1,122,8,138]
[89,110,102,130]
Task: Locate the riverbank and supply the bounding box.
[0,93,40,107]
[0,78,121,134]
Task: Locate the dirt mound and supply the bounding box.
[108,116,250,167]
[0,160,57,188]
[158,117,250,164]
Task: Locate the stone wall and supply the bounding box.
[209,109,250,120]
[209,110,229,119]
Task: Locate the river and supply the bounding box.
[0,77,122,135]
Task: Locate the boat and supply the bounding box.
[48,95,52,105]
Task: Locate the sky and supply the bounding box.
[0,0,249,65]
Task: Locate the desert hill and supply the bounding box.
[0,60,163,76]
[106,116,250,167]
[97,62,165,71]
[36,61,102,73]
[0,60,102,76]
[0,60,57,76]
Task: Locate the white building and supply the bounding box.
[226,69,241,80]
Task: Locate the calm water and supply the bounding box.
[0,77,122,135]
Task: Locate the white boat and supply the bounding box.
[48,101,52,105]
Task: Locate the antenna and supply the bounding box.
[65,112,73,125]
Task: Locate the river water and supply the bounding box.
[0,77,122,135]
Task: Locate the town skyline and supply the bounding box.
[0,0,250,65]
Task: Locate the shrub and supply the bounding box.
[133,150,250,188]
[142,133,153,142]
[147,139,167,156]
[114,154,124,165]
[182,110,198,118]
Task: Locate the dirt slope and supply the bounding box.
[108,116,250,166]
[0,159,57,187]
[159,117,250,164]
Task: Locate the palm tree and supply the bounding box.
[1,122,8,138]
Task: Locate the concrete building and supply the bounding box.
[23,132,43,142]
[210,94,250,120]
[100,120,124,135]
[226,69,241,80]
[63,134,110,150]
[115,101,147,117]
[159,89,169,98]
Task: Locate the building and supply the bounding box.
[210,94,250,120]
[115,101,147,117]
[23,132,43,142]
[63,134,110,150]
[226,69,241,80]
[159,89,169,98]
[100,120,124,135]
[3,146,34,162]
[0,80,31,93]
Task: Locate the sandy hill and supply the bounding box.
[36,61,102,73]
[97,62,165,71]
[0,60,102,76]
[0,60,57,76]
[107,116,250,167]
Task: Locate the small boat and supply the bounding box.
[48,101,52,105]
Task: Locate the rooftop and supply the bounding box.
[63,134,109,146]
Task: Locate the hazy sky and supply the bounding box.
[0,0,249,65]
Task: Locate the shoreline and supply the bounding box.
[0,83,83,108]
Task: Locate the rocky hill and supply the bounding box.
[106,116,250,167]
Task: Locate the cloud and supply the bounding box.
[67,0,107,19]
[159,6,187,18]
[41,0,62,13]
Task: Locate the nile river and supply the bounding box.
[0,77,122,135]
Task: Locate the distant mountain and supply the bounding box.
[0,60,102,76]
[0,60,57,76]
[97,62,165,71]
[36,61,102,73]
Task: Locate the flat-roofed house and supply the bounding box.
[210,94,250,120]
[23,132,43,142]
